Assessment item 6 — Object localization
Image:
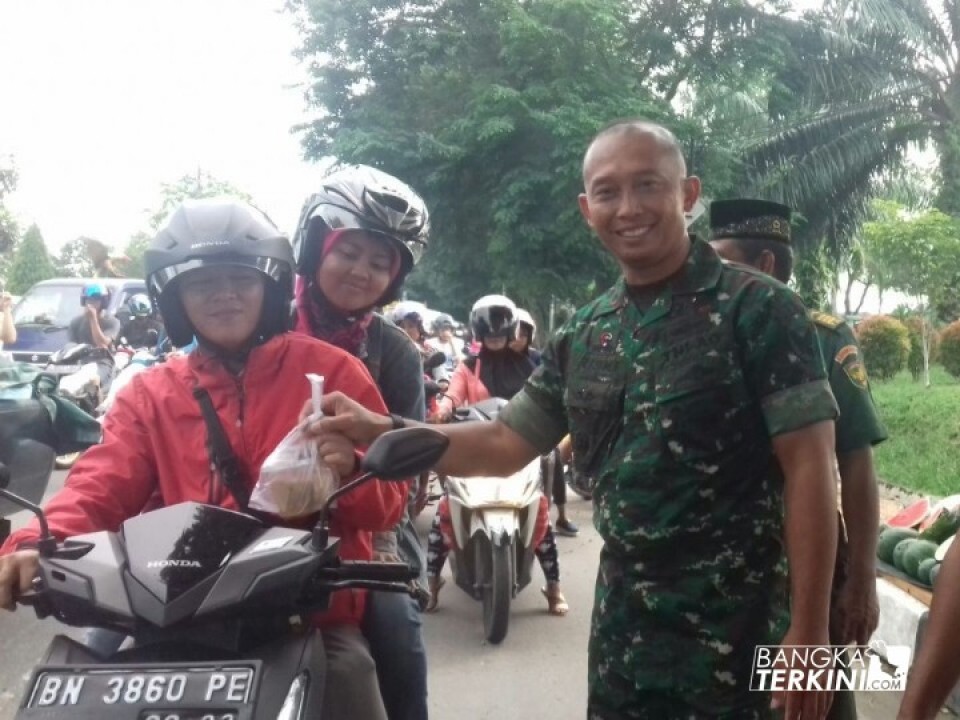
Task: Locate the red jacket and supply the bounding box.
[1,333,404,627]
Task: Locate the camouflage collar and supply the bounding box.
[590,236,723,318]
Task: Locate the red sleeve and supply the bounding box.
[325,356,407,532]
[1,375,159,554]
[441,362,471,412]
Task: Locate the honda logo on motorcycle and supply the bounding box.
[147,559,202,569]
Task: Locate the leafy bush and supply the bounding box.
[855,315,910,381]
[938,320,960,378]
[903,316,940,381]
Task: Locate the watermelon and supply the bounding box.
[903,540,938,579]
[893,538,919,572]
[919,494,960,531]
[935,534,956,562]
[919,509,960,545]
[878,528,919,564]
[930,563,942,587]
[917,557,938,585]
[887,498,931,529]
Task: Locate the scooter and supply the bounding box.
[442,398,543,644]
[43,344,113,469]
[0,427,448,720]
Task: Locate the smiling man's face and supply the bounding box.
[578,128,700,285]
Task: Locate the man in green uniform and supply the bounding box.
[312,120,840,719]
[710,199,887,720]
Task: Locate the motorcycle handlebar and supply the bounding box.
[314,560,418,584]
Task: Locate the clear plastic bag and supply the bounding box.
[249,374,338,518]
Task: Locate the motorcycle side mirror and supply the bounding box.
[424,351,446,372]
[311,428,449,550]
[0,462,57,557]
[361,428,450,478]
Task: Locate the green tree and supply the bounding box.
[0,156,20,283]
[7,224,57,294]
[147,169,252,230]
[55,237,97,278]
[122,232,151,280]
[743,0,960,245]
[288,0,796,318]
[860,201,960,386]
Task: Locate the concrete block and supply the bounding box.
[874,578,929,654]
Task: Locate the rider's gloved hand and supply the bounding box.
[0,550,39,611]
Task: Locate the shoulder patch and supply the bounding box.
[834,344,858,365]
[844,361,869,390]
[810,310,843,329]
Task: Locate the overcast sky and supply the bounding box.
[0,0,322,253]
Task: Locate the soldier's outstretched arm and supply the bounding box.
[897,532,960,720]
[772,418,838,720]
[310,391,541,478]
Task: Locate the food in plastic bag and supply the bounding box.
[249,374,338,518]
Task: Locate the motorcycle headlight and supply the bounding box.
[276,672,308,720]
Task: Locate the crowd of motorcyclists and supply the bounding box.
[2,128,960,720]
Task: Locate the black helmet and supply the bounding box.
[293,165,429,304]
[144,198,294,348]
[127,293,153,318]
[470,295,517,340]
[81,282,111,307]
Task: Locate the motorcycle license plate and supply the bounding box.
[26,664,256,716]
[48,365,82,375]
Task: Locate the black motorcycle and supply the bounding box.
[0,427,448,720]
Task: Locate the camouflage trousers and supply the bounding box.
[587,547,788,719]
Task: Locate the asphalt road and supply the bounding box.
[0,472,911,719]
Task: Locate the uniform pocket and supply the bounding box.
[654,353,752,467]
[564,378,624,475]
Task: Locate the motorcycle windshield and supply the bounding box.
[123,503,264,604]
[447,460,541,508]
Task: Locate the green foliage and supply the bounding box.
[288,0,793,318]
[55,237,96,278]
[938,321,960,379]
[0,157,20,283]
[791,244,834,310]
[122,232,151,281]
[740,0,960,286]
[872,367,960,496]
[855,314,910,381]
[6,224,57,295]
[903,315,940,382]
[147,170,252,231]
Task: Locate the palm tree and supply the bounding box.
[740,0,958,255]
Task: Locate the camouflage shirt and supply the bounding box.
[501,238,838,716]
[810,311,887,454]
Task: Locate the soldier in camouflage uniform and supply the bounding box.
[710,199,888,720]
[311,121,840,719]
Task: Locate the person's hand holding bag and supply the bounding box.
[249,374,340,518]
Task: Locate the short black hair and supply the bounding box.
[583,119,687,181]
[730,237,794,284]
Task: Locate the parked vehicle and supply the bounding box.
[442,398,543,643]
[0,427,449,720]
[6,278,147,366]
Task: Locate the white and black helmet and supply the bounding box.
[144,198,294,347]
[470,295,517,341]
[515,308,536,338]
[293,164,429,303]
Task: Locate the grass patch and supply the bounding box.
[871,366,960,496]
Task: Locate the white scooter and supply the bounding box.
[443,398,543,644]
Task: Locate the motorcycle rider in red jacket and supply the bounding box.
[0,199,405,720]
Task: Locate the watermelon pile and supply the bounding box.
[878,496,960,587]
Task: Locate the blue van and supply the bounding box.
[5,278,148,366]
